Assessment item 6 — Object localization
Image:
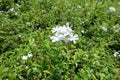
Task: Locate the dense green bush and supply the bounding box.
[0,0,120,79]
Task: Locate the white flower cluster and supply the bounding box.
[113,26,120,32]
[50,23,79,44]
[108,7,116,13]
[101,27,108,32]
[8,8,15,12]
[114,52,120,57]
[22,53,33,60]
[8,8,18,15]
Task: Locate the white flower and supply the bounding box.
[50,36,60,42]
[113,52,119,57]
[8,8,14,12]
[119,55,120,57]
[27,53,33,58]
[81,30,85,33]
[16,4,20,7]
[101,27,107,32]
[108,7,116,13]
[22,56,28,60]
[53,24,72,36]
[51,26,59,33]
[113,26,119,32]
[69,34,79,44]
[50,23,78,44]
[18,34,22,37]
[113,26,117,29]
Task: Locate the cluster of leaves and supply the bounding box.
[0,0,120,79]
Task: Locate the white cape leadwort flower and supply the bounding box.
[22,56,28,60]
[22,53,33,60]
[27,53,33,58]
[8,8,14,12]
[108,7,116,13]
[113,26,120,32]
[81,30,85,33]
[101,27,107,32]
[69,34,79,44]
[113,52,119,57]
[50,23,78,43]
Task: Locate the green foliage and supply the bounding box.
[0,0,120,79]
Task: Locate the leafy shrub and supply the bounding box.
[0,0,120,79]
